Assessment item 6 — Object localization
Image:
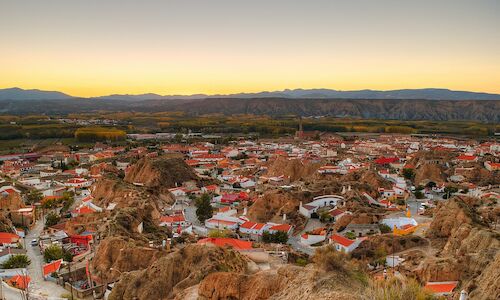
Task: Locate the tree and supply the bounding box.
[262,231,288,244]
[44,244,73,263]
[319,211,332,223]
[195,193,213,223]
[60,192,75,213]
[402,168,415,181]
[45,212,61,227]
[414,191,425,199]
[425,181,437,189]
[26,190,43,204]
[44,244,64,262]
[378,223,391,234]
[1,254,31,269]
[345,232,356,240]
[443,186,459,199]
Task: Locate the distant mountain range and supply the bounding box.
[1,87,500,101]
[0,87,73,100]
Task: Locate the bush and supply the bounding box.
[345,232,356,240]
[379,223,392,234]
[312,245,348,272]
[208,229,231,238]
[1,254,31,269]
[363,277,435,300]
[295,258,308,267]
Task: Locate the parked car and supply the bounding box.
[30,239,38,246]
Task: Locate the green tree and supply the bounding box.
[402,168,415,181]
[44,244,64,262]
[319,211,332,223]
[345,231,356,240]
[195,193,213,223]
[60,192,75,213]
[379,223,391,234]
[262,231,288,244]
[26,190,43,204]
[414,191,425,199]
[45,212,61,227]
[1,254,31,269]
[443,186,459,199]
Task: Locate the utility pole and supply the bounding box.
[0,277,4,300]
[68,262,74,300]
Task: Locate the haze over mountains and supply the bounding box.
[1,87,500,101]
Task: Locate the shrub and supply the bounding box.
[295,258,308,267]
[379,223,392,234]
[312,245,348,273]
[363,277,435,300]
[345,232,356,240]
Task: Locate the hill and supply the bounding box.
[2,87,500,101]
[0,87,72,100]
[1,98,499,122]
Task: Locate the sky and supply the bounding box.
[0,0,499,97]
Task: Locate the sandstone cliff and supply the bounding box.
[419,196,500,300]
[108,244,249,300]
[265,157,321,182]
[124,155,200,194]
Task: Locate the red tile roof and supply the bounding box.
[424,281,458,294]
[457,155,477,161]
[160,215,185,223]
[198,238,253,251]
[375,157,399,165]
[9,275,30,290]
[0,232,20,244]
[269,224,292,233]
[43,259,63,277]
[331,234,354,247]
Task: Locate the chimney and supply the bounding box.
[243,207,248,215]
[283,213,287,221]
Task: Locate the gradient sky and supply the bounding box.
[1,0,499,97]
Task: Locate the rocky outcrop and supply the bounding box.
[198,265,363,300]
[247,190,304,227]
[265,157,321,182]
[351,234,428,260]
[92,175,168,222]
[0,214,14,232]
[92,236,167,282]
[419,196,500,299]
[124,155,200,193]
[108,244,248,300]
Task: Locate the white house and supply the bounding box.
[300,231,326,246]
[299,195,345,218]
[330,234,364,253]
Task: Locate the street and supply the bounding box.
[21,220,67,299]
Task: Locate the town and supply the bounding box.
[0,126,498,299]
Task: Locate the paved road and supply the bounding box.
[288,236,315,256]
[23,220,68,299]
